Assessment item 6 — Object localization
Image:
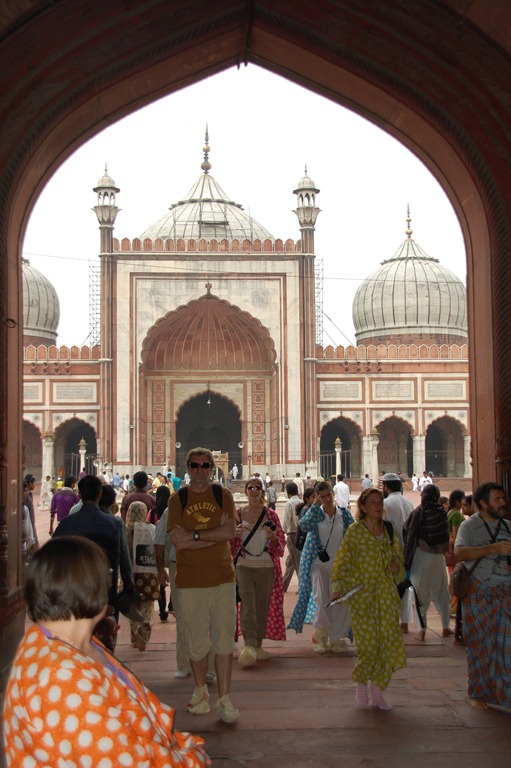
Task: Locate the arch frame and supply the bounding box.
[2,0,511,675]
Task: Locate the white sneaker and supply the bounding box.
[329,639,350,653]
[238,645,257,667]
[187,685,210,715]
[255,647,272,660]
[216,694,240,723]
[174,669,191,678]
[311,629,328,653]
[206,672,217,683]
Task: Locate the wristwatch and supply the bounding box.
[193,531,200,541]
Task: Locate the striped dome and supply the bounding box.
[353,234,467,344]
[22,260,60,344]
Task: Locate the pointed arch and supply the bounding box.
[141,293,276,372]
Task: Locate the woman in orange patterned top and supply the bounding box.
[3,535,210,768]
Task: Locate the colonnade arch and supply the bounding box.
[376,417,414,478]
[53,419,98,479]
[2,0,511,681]
[425,416,466,479]
[319,417,362,480]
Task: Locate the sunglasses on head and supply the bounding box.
[247,485,262,491]
[189,461,212,469]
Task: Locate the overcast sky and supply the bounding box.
[23,65,466,348]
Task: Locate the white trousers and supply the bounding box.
[311,563,351,641]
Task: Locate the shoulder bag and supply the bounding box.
[233,507,267,602]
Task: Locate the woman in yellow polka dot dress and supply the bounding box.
[331,487,407,710]
[3,536,209,767]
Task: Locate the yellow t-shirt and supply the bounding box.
[167,484,236,588]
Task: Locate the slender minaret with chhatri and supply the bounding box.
[93,165,120,468]
[293,167,321,474]
[93,165,121,253]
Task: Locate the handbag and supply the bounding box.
[132,522,157,573]
[295,524,307,551]
[384,521,425,629]
[448,559,481,599]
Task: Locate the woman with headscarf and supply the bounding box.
[151,484,173,621]
[403,483,452,640]
[126,500,159,651]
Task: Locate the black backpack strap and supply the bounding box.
[178,486,188,509]
[212,483,223,508]
[383,520,394,542]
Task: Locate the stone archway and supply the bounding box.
[425,416,466,479]
[140,292,276,471]
[319,417,363,480]
[22,421,41,479]
[176,391,242,479]
[3,0,511,681]
[53,419,98,479]
[376,416,413,478]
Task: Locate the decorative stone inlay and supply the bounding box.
[251,288,271,310]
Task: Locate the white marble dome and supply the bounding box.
[22,260,60,344]
[352,229,467,344]
[140,172,273,243]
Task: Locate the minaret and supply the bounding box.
[293,168,320,474]
[293,166,321,252]
[93,165,120,253]
[93,166,120,470]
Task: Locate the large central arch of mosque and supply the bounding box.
[2,0,511,680]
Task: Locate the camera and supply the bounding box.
[317,547,330,563]
[264,521,276,531]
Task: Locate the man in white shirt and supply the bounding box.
[419,470,432,491]
[333,474,350,509]
[382,472,414,632]
[282,482,302,591]
[294,473,304,498]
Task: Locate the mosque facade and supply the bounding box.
[22,143,471,483]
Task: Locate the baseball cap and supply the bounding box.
[382,472,401,482]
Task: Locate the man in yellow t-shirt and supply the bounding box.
[166,447,239,724]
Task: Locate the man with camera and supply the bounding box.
[165,447,239,723]
[454,482,511,711]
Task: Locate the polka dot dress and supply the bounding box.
[3,625,208,767]
[331,521,407,690]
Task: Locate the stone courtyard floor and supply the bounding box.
[28,482,511,766]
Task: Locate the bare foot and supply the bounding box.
[468,697,488,710]
[400,623,409,633]
[442,628,454,637]
[416,630,425,641]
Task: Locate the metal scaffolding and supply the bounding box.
[88,260,101,346]
[315,256,324,346]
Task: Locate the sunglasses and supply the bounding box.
[189,461,212,469]
[247,485,262,491]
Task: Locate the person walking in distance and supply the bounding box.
[282,482,302,591]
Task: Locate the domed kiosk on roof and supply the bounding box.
[22,259,60,346]
[139,133,273,244]
[352,209,467,345]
